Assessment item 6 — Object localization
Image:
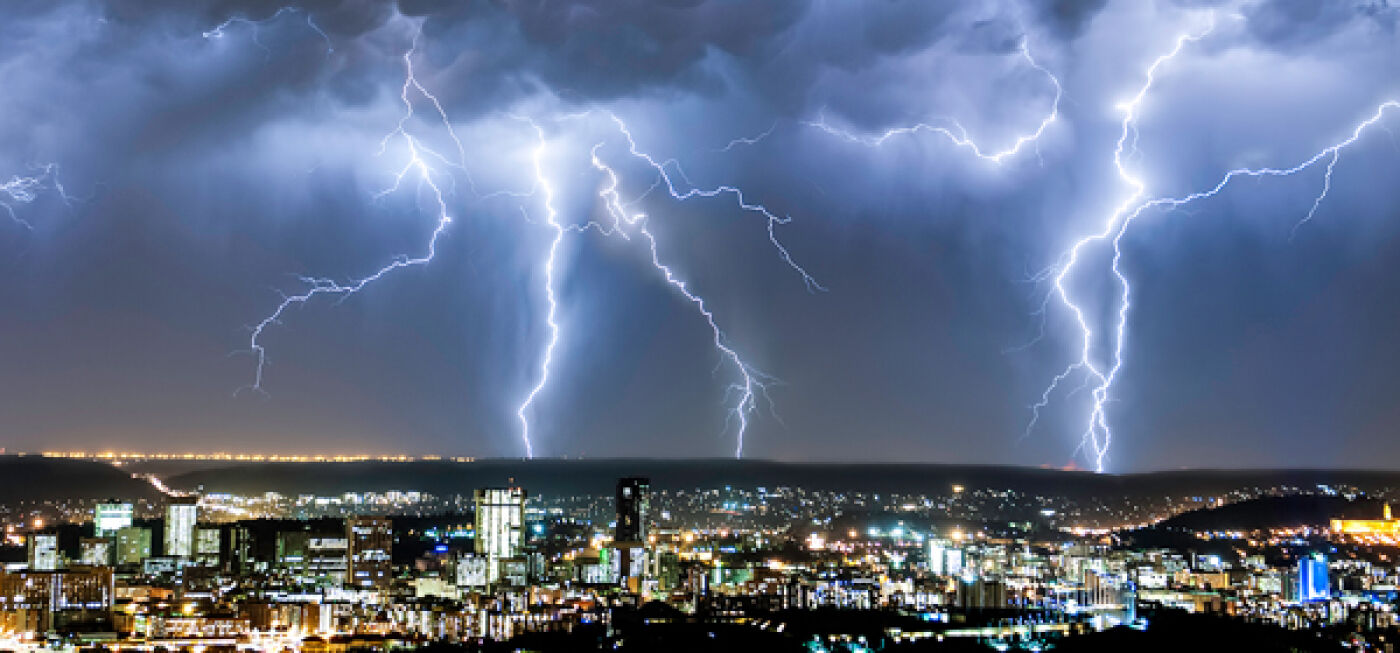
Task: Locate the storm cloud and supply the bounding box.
[0,0,1397,470]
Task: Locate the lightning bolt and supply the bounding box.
[713,122,780,153]
[1031,25,1214,472]
[1,164,72,230]
[802,37,1062,165]
[231,11,819,458]
[1029,15,1399,471]
[585,140,773,458]
[242,31,456,401]
[512,119,562,461]
[509,108,813,458]
[605,113,826,294]
[599,112,829,456]
[203,6,333,56]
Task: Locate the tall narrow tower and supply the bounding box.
[474,487,526,584]
[615,477,651,543]
[163,497,198,558]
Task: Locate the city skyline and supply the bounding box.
[3,1,1399,471]
[3,456,1395,649]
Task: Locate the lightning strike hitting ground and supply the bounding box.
[513,119,563,461]
[1033,25,1214,472]
[510,108,809,458]
[1029,15,1399,471]
[587,141,773,459]
[231,17,820,458]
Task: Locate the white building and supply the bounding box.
[164,499,198,558]
[474,487,525,583]
[94,502,134,537]
[28,533,59,570]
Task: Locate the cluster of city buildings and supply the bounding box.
[1,477,1398,650]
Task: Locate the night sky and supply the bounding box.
[2,0,1398,471]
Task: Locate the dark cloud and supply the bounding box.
[1031,0,1109,39]
[1243,0,1399,46]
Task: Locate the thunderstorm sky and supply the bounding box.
[1,0,1399,471]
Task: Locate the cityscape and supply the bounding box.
[1,455,1399,650]
[4,0,1400,651]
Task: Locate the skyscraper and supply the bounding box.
[28,533,59,571]
[1298,554,1330,603]
[115,527,152,565]
[164,497,198,558]
[615,477,650,543]
[94,501,134,537]
[346,516,392,590]
[79,537,111,566]
[474,487,525,584]
[614,477,651,591]
[195,527,221,567]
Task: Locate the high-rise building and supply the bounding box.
[278,531,349,586]
[0,567,114,633]
[78,538,110,567]
[615,477,650,543]
[454,554,491,588]
[346,517,392,590]
[928,541,964,577]
[28,534,59,571]
[115,527,152,565]
[164,498,198,558]
[93,502,133,537]
[614,477,651,591]
[195,527,221,566]
[956,578,1008,610]
[1299,555,1330,603]
[474,487,525,584]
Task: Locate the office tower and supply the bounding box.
[1298,555,1330,603]
[614,477,651,591]
[115,527,152,565]
[615,477,650,543]
[164,497,198,558]
[28,534,59,571]
[278,531,349,586]
[454,554,491,588]
[0,566,114,633]
[956,578,1008,610]
[346,517,392,590]
[195,527,221,566]
[79,538,110,567]
[93,502,134,537]
[946,549,965,577]
[474,487,526,584]
[928,541,964,577]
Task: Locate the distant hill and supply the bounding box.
[0,457,163,503]
[1145,495,1385,532]
[8,455,1400,507]
[158,459,1400,500]
[166,460,1098,498]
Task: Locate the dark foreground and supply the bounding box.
[424,609,1350,652]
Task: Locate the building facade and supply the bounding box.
[94,502,134,537]
[28,534,59,571]
[346,517,392,590]
[115,527,153,566]
[164,498,198,558]
[474,487,526,584]
[615,477,650,543]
